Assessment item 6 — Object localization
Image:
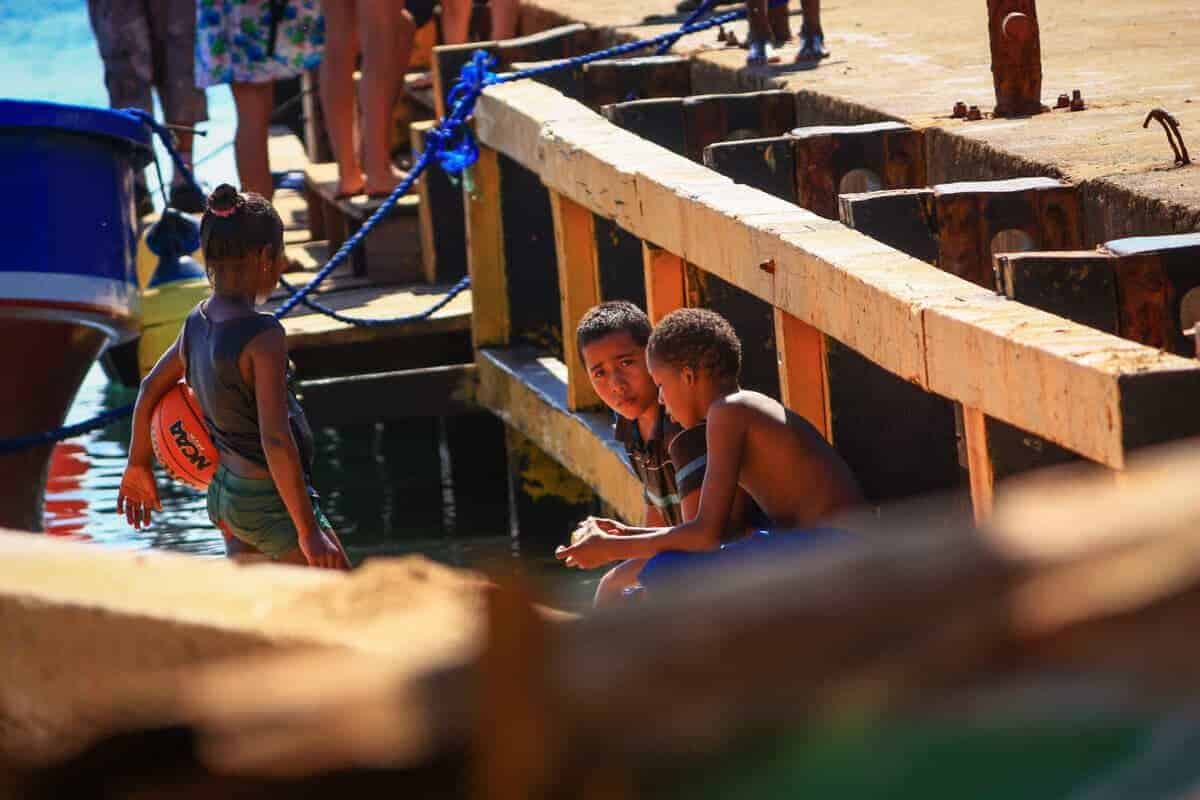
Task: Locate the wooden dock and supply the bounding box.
[266,127,476,422]
[440,46,1200,526]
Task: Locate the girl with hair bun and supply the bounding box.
[118,185,349,569]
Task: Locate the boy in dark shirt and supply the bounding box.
[558,308,861,582]
[575,302,737,606]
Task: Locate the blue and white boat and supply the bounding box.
[0,99,150,530]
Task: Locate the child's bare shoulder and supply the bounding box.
[717,390,786,420]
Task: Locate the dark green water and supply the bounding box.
[46,366,597,611]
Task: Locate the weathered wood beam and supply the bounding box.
[299,364,478,424]
[549,192,603,411]
[472,81,1200,468]
[464,145,510,348]
[476,347,644,521]
[641,243,686,324]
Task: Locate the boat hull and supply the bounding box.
[0,99,151,530]
[0,316,108,531]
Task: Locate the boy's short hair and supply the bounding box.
[647,308,741,380]
[576,301,653,357]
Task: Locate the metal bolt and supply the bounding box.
[967,105,983,121]
[952,101,968,118]
[717,26,727,43]
[1070,89,1085,112]
[1055,93,1070,109]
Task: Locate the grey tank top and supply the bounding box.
[182,304,315,480]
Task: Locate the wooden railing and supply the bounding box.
[459,77,1200,522]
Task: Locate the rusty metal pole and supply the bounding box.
[987,0,1043,116]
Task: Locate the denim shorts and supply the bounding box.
[206,464,331,559]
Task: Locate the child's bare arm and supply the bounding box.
[117,335,185,529]
[248,327,346,569]
[557,405,745,568]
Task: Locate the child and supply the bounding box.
[557,307,861,581]
[575,302,758,606]
[117,185,349,569]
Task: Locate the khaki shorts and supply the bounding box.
[206,464,331,559]
[87,0,208,124]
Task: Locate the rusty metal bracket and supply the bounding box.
[1143,108,1191,167]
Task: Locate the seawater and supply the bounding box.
[5,0,595,609]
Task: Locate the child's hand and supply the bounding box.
[299,528,351,570]
[569,516,627,544]
[556,525,620,570]
[117,464,162,530]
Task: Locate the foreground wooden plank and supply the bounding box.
[476,347,643,521]
[473,81,1200,467]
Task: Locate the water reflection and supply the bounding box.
[45,366,596,610]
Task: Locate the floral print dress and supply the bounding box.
[195,0,324,87]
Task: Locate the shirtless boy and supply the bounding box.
[557,308,861,577]
[575,302,757,606]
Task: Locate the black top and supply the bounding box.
[182,304,315,482]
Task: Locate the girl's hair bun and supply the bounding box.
[206,184,243,217]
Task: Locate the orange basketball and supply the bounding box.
[150,382,219,490]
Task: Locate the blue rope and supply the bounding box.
[656,0,719,55]
[121,108,205,200]
[277,274,471,326]
[0,8,752,453]
[0,404,135,455]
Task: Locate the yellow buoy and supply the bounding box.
[137,277,211,378]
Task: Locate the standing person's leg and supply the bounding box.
[230,82,275,199]
[440,0,471,44]
[358,0,412,195]
[745,0,772,65]
[87,0,156,215]
[320,0,366,198]
[795,0,829,64]
[149,0,210,211]
[490,0,519,42]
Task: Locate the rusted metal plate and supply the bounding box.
[682,91,796,162]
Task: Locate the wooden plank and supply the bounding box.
[790,122,924,220]
[300,69,332,164]
[581,55,691,108]
[702,136,797,202]
[996,251,1120,335]
[681,90,796,163]
[924,294,1200,467]
[413,120,440,283]
[411,120,469,284]
[476,347,643,521]
[839,188,939,265]
[464,145,509,348]
[299,364,478,423]
[962,405,995,524]
[600,98,688,155]
[304,161,423,283]
[549,192,603,411]
[495,23,589,65]
[641,243,685,324]
[432,40,499,119]
[273,282,472,350]
[773,309,830,440]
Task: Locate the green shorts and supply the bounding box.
[206,464,331,559]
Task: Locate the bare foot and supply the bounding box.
[364,164,406,198]
[794,31,829,66]
[407,71,434,91]
[335,171,366,200]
